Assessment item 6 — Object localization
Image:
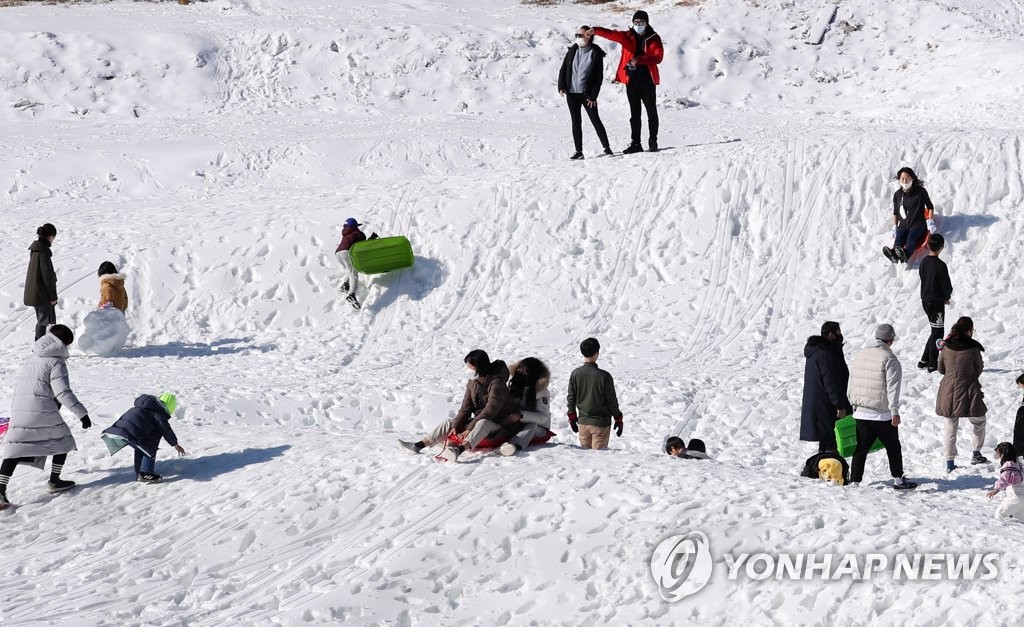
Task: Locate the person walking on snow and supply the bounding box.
[102,393,186,483]
[917,234,952,372]
[97,261,129,312]
[558,25,613,160]
[492,357,553,456]
[936,316,988,472]
[567,337,623,450]
[800,321,852,453]
[883,167,935,263]
[24,223,59,342]
[335,217,366,309]
[588,10,664,154]
[847,323,918,490]
[0,325,91,509]
[398,350,520,462]
[987,442,1024,521]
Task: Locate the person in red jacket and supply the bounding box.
[334,217,366,309]
[589,10,664,154]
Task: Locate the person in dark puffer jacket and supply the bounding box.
[102,393,187,483]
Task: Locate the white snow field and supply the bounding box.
[2,0,1024,624]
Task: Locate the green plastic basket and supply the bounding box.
[349,236,414,275]
[835,415,885,458]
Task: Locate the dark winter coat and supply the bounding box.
[800,452,850,486]
[800,336,852,442]
[935,337,987,417]
[557,43,607,101]
[24,240,57,307]
[893,185,934,230]
[335,226,366,253]
[103,394,179,458]
[453,360,519,433]
[567,362,622,427]
[1014,400,1024,454]
[593,27,664,85]
[918,255,952,304]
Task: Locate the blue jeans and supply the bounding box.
[133,448,156,474]
[895,224,928,254]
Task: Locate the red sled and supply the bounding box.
[444,429,556,450]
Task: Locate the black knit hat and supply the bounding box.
[50,324,74,346]
[632,10,650,23]
[98,261,118,276]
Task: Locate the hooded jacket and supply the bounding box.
[452,360,518,433]
[800,452,850,486]
[103,394,179,458]
[592,26,664,85]
[99,273,129,312]
[0,334,87,458]
[800,336,852,442]
[335,225,366,253]
[507,359,552,429]
[24,240,57,307]
[935,336,987,417]
[557,43,607,101]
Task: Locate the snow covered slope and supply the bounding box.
[1,0,1023,624]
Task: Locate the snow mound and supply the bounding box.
[77,307,130,356]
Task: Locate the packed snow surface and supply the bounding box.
[1,0,1023,624]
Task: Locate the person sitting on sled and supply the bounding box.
[490,357,553,457]
[884,167,935,263]
[398,350,520,462]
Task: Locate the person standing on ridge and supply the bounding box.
[589,10,664,154]
[558,25,613,161]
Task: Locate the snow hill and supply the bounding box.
[1,0,1023,624]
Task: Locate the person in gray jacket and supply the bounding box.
[24,223,59,342]
[847,324,917,490]
[0,325,91,508]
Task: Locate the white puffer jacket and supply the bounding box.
[1,334,88,458]
[509,360,551,429]
[848,340,902,414]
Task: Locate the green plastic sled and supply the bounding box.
[834,415,885,458]
[349,236,414,275]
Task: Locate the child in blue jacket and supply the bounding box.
[102,393,186,483]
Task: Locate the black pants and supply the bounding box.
[850,419,903,482]
[920,300,945,368]
[817,418,838,453]
[34,303,56,341]
[626,75,658,145]
[0,454,67,492]
[566,92,610,153]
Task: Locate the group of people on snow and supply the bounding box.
[558,10,662,160]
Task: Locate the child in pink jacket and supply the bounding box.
[987,442,1024,522]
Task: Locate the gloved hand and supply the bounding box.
[614,416,624,437]
[80,415,91,429]
[568,412,578,433]
[926,218,936,232]
[889,225,898,240]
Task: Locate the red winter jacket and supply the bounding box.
[335,226,366,253]
[593,27,664,85]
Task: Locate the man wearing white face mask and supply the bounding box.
[557,25,613,160]
[589,10,664,154]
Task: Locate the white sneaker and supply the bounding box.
[499,442,518,457]
[435,444,463,463]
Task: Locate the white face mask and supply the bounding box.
[575,37,587,47]
[468,369,477,379]
[900,181,912,191]
[633,23,647,35]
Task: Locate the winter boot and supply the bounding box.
[946,460,957,473]
[499,442,520,457]
[882,246,898,263]
[648,139,659,152]
[346,293,361,310]
[137,473,163,484]
[971,451,989,465]
[569,151,584,161]
[0,492,9,510]
[603,146,614,156]
[341,281,349,293]
[622,143,644,155]
[893,476,918,490]
[894,246,908,263]
[399,439,425,454]
[47,478,76,494]
[917,360,929,370]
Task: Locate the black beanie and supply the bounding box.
[633,10,649,23]
[50,324,74,346]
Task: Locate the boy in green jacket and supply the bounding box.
[566,337,623,449]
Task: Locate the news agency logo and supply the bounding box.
[650,532,714,602]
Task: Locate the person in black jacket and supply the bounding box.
[884,167,935,263]
[918,233,953,372]
[1014,373,1024,454]
[24,223,59,341]
[800,321,853,452]
[557,26,612,160]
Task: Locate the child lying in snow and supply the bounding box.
[987,442,1024,522]
[102,393,186,483]
[665,436,709,459]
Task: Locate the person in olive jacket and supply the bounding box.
[935,316,988,471]
[800,321,853,453]
[567,337,623,450]
[557,25,612,160]
[24,223,59,341]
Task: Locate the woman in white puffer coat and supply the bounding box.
[0,325,91,508]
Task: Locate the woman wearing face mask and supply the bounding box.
[884,166,935,263]
[557,26,612,160]
[589,10,664,154]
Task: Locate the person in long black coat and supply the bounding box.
[800,321,853,452]
[24,223,59,341]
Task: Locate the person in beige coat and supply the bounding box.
[97,261,128,312]
[935,316,988,471]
